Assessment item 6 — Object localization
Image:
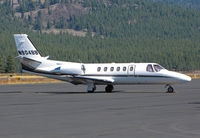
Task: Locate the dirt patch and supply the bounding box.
[42,28,87,37]
[0,74,62,85]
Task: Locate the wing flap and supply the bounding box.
[72,76,114,84]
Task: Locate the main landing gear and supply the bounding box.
[166,84,175,93]
[105,85,114,93]
[87,84,114,93]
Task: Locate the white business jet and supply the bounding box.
[14,34,191,93]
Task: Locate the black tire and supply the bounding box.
[105,85,113,93]
[167,86,174,93]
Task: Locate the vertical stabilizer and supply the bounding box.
[14,34,42,71]
[14,34,42,59]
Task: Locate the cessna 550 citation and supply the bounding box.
[14,34,191,93]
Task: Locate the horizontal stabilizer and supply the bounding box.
[22,57,42,64]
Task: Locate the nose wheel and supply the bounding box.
[87,84,96,93]
[166,85,175,93]
[105,85,114,93]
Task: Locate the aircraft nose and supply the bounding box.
[177,73,192,82]
[169,71,192,83]
[181,74,192,82]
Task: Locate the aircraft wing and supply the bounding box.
[71,75,114,85]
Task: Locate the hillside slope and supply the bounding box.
[150,0,200,10]
[0,0,200,72]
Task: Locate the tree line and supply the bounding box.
[0,56,15,73]
[0,0,200,72]
[149,0,200,10]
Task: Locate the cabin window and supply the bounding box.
[104,67,108,72]
[130,66,133,71]
[146,64,154,72]
[97,67,101,72]
[29,51,32,54]
[154,64,164,72]
[123,67,126,71]
[117,67,120,71]
[110,67,114,71]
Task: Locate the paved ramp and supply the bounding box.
[0,80,199,138]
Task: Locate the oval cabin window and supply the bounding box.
[110,67,114,71]
[97,67,101,72]
[123,67,126,71]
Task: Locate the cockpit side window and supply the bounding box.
[154,64,164,72]
[146,64,154,72]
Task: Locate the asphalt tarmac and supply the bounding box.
[0,79,200,138]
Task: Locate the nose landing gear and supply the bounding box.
[166,84,175,93]
[87,84,96,93]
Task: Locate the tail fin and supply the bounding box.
[14,34,42,71]
[14,34,42,59]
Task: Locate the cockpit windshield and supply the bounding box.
[146,64,154,72]
[153,64,164,72]
[146,64,165,72]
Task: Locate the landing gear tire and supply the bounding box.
[166,85,174,93]
[105,85,114,93]
[88,89,95,93]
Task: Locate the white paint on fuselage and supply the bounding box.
[33,59,191,85]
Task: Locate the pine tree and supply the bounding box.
[34,11,42,31]
[0,57,5,73]
[28,15,33,24]
[6,55,15,73]
[48,6,51,15]
[43,0,49,8]
[47,20,51,29]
